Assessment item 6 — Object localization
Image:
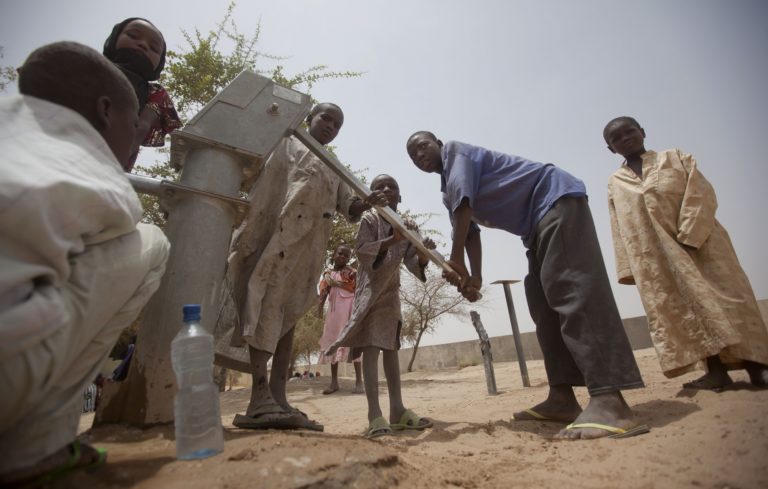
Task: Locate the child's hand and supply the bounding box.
[365,190,388,208]
[403,218,419,232]
[422,237,436,250]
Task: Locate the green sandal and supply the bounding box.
[20,440,107,488]
[391,409,433,431]
[365,416,394,439]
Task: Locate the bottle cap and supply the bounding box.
[182,304,201,322]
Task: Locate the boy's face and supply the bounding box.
[309,105,344,145]
[604,120,646,157]
[102,98,140,170]
[370,175,400,209]
[332,245,352,267]
[407,134,443,173]
[116,20,164,71]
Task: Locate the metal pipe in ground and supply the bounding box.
[492,280,531,387]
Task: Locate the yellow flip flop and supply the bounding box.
[564,422,650,439]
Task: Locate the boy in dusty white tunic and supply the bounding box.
[326,174,436,438]
[0,43,169,486]
[604,116,768,390]
[218,103,386,431]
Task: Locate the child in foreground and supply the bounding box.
[326,174,435,438]
[103,17,182,171]
[317,244,364,395]
[0,41,169,487]
[604,116,768,390]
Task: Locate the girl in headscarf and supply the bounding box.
[103,17,182,171]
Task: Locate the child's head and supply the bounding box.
[18,42,140,170]
[103,18,166,80]
[370,174,401,210]
[306,103,343,145]
[603,116,646,158]
[406,131,443,174]
[332,244,352,268]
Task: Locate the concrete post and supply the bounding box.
[469,311,498,395]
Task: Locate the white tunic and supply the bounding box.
[0,95,142,360]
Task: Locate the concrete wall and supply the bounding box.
[317,299,768,377]
[396,312,654,373]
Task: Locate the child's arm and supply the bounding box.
[675,150,717,249]
[317,271,331,317]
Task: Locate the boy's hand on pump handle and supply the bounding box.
[443,260,482,303]
[364,189,388,209]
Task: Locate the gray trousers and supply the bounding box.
[524,196,644,395]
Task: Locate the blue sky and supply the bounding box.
[2,0,766,346]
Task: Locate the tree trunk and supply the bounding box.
[407,321,429,372]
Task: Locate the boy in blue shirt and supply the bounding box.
[407,131,647,440]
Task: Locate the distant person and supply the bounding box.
[218,102,387,432]
[604,116,768,390]
[326,174,435,438]
[317,244,364,395]
[406,131,648,440]
[0,42,170,487]
[103,17,182,171]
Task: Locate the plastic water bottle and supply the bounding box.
[171,304,224,460]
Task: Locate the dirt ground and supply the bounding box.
[69,348,768,489]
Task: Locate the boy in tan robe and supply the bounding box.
[604,116,768,390]
[221,103,387,431]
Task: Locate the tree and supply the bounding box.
[0,47,17,92]
[400,266,482,372]
[292,310,324,374]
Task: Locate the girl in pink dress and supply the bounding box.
[317,244,363,394]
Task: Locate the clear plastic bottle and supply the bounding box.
[171,304,224,460]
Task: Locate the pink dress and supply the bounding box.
[318,268,360,364]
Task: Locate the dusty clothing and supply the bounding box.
[318,267,360,364]
[608,149,768,377]
[0,96,170,471]
[335,211,426,351]
[219,135,360,359]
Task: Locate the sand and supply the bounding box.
[69,348,768,489]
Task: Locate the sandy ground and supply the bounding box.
[68,348,768,489]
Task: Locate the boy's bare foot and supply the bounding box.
[353,383,365,394]
[682,371,733,391]
[513,384,582,422]
[555,392,638,440]
[322,385,340,395]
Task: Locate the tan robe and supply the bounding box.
[215,135,359,365]
[608,149,768,377]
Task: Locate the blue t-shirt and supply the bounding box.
[440,141,586,246]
